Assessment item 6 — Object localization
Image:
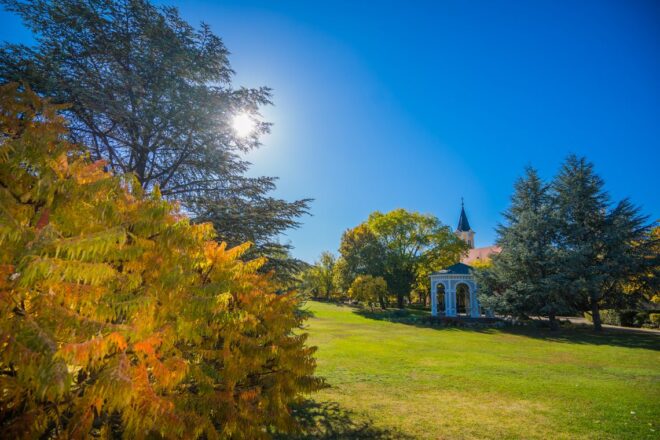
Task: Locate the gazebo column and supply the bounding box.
[470,285,480,317]
[430,280,437,317]
[446,286,457,317]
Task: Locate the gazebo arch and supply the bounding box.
[430,263,481,318]
[435,282,446,316]
[456,282,470,315]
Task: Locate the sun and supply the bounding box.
[232,112,255,138]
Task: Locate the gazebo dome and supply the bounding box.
[431,262,473,276]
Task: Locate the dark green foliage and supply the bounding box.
[584,309,659,328]
[0,0,310,277]
[479,156,657,331]
[476,167,570,329]
[553,155,656,330]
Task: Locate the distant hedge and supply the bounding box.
[584,310,660,329]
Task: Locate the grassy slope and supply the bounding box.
[303,301,660,440]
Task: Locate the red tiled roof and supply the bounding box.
[461,246,501,264]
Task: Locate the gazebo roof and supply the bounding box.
[431,262,473,276]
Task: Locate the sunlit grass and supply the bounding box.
[302,301,660,439]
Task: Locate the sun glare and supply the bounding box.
[232,112,255,138]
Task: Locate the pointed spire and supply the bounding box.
[457,199,471,232]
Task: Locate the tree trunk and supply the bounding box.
[397,294,404,309]
[548,311,559,331]
[134,150,148,185]
[591,298,602,332]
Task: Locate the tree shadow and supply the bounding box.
[497,325,660,351]
[352,307,660,351]
[274,399,414,440]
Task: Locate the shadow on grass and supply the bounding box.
[351,306,660,351]
[274,399,414,440]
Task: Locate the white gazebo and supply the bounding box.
[430,262,481,317]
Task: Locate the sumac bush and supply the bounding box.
[0,84,323,439]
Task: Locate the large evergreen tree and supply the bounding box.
[554,155,655,331]
[634,225,660,305]
[0,0,309,279]
[477,168,570,328]
[481,156,656,331]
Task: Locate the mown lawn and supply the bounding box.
[297,301,660,440]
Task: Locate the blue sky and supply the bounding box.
[1,0,659,262]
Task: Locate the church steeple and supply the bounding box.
[457,198,471,232]
[455,198,475,249]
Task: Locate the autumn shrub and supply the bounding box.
[0,84,323,439]
[348,275,388,310]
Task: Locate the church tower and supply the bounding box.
[456,199,475,249]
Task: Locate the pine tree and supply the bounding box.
[0,83,323,439]
[553,155,654,331]
[633,225,660,305]
[477,168,570,328]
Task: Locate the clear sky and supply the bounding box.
[1,0,659,263]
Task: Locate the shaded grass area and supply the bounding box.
[354,305,660,351]
[301,301,660,440]
[274,399,414,439]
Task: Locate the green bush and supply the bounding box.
[618,310,638,327]
[649,313,660,328]
[584,310,659,328]
[598,310,620,326]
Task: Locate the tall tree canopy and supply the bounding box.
[339,209,467,308]
[553,155,656,330]
[476,168,569,329]
[298,251,336,300]
[637,225,660,305]
[0,0,309,278]
[478,156,657,331]
[0,84,322,439]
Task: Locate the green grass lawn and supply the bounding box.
[297,301,660,440]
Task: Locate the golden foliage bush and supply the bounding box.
[348,275,388,309]
[0,84,323,439]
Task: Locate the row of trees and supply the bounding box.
[301,209,467,308]
[477,156,658,331]
[0,0,323,437]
